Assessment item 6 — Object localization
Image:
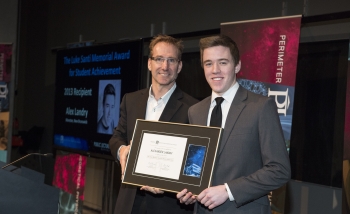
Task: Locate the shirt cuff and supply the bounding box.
[224,183,234,201]
[117,145,125,161]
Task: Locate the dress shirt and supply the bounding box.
[207,82,239,128]
[145,83,176,121]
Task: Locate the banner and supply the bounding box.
[53,151,87,214]
[221,15,302,213]
[343,59,350,213]
[0,44,12,161]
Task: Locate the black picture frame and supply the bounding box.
[122,119,222,195]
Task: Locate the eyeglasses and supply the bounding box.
[150,57,180,65]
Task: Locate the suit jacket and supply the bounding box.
[188,86,291,214]
[109,86,198,214]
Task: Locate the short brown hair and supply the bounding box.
[199,35,240,66]
[149,34,184,60]
[103,84,115,104]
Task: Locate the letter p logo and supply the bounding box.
[0,82,8,99]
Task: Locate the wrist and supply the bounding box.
[224,183,234,201]
[117,145,126,161]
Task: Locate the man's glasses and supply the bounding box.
[150,57,180,65]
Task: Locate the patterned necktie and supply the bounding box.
[210,97,224,127]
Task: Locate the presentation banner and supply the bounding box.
[221,14,301,153]
[221,15,302,213]
[53,151,87,214]
[344,62,350,165]
[0,44,12,161]
[343,60,350,213]
[0,44,12,83]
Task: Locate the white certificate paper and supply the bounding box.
[135,133,187,180]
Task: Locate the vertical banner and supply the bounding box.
[343,59,350,214]
[0,44,12,162]
[52,151,87,214]
[221,15,302,213]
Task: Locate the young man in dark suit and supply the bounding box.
[177,35,291,214]
[109,34,198,214]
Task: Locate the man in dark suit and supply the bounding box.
[109,34,198,214]
[177,35,291,213]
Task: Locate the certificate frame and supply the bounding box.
[122,119,222,195]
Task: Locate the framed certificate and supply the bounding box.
[122,119,222,195]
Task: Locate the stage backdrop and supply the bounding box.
[221,15,302,213]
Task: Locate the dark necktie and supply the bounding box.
[210,97,224,127]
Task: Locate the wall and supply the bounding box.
[15,0,54,184]
[0,0,18,43]
[10,0,350,213]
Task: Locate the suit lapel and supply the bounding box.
[136,88,149,120]
[218,86,247,155]
[159,87,183,122]
[196,97,211,126]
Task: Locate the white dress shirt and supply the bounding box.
[145,83,176,121]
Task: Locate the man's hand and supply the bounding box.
[140,186,164,194]
[177,189,196,205]
[196,185,228,209]
[119,143,131,180]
